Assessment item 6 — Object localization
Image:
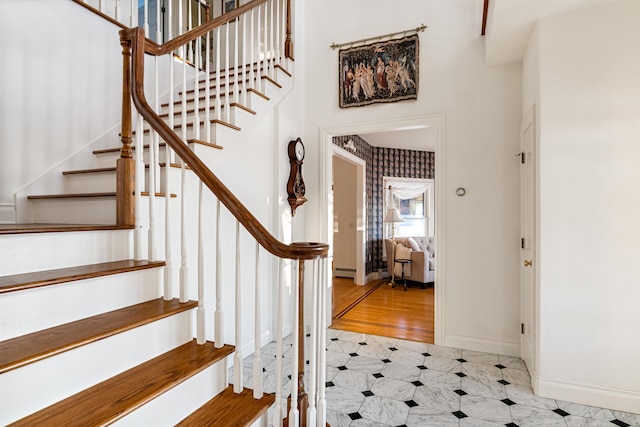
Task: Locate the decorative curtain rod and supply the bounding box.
[330,24,426,50]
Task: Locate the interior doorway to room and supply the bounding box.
[325,118,442,344]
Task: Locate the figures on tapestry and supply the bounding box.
[339,35,419,108]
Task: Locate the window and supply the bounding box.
[382,177,434,259]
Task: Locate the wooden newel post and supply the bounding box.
[116,31,135,227]
[284,0,294,60]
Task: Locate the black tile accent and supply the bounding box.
[382,358,392,363]
[422,352,431,357]
[454,389,467,396]
[326,381,335,387]
[362,390,374,397]
[306,360,310,365]
[349,353,359,357]
[417,365,428,370]
[498,379,510,385]
[501,398,516,406]
[452,411,468,419]
[397,425,408,427]
[411,380,423,387]
[455,372,467,378]
[495,364,507,369]
[552,408,570,417]
[505,423,519,427]
[306,333,311,337]
[337,365,348,371]
[389,347,398,351]
[457,358,467,363]
[373,372,384,378]
[287,375,291,379]
[610,420,631,427]
[404,400,419,408]
[348,412,362,420]
[330,337,339,341]
[359,342,368,345]
[262,368,266,372]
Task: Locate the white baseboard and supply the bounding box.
[444,334,520,357]
[0,204,15,223]
[535,375,640,415]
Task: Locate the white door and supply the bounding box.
[520,109,536,373]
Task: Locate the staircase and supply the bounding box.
[1,0,329,425]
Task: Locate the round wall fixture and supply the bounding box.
[456,187,466,196]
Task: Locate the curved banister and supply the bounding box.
[121,26,328,261]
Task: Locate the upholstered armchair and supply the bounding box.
[384,236,435,286]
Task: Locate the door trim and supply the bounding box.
[319,113,446,345]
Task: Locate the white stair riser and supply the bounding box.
[112,360,228,427]
[0,310,194,426]
[31,196,116,224]
[0,229,132,276]
[0,268,163,341]
[63,168,181,194]
[94,146,174,168]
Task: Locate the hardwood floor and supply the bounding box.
[331,277,434,343]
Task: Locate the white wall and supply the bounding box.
[303,0,523,355]
[523,1,640,413]
[0,0,124,222]
[332,156,357,273]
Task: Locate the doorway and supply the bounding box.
[319,113,446,345]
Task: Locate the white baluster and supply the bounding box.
[233,16,239,106]
[164,0,174,301]
[134,113,145,261]
[98,0,104,13]
[179,6,189,302]
[187,0,192,61]
[194,26,201,141]
[143,0,149,35]
[205,28,212,143]
[307,259,318,426]
[317,258,328,426]
[233,221,243,393]
[288,259,300,427]
[269,0,274,79]
[156,0,162,43]
[253,242,263,398]
[130,0,136,41]
[241,12,247,107]
[214,26,221,122]
[113,0,119,22]
[263,2,267,90]
[275,0,281,68]
[274,258,284,427]
[197,181,205,344]
[249,8,256,91]
[224,22,230,123]
[214,199,224,347]
[148,58,158,262]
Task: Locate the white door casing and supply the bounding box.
[520,107,536,376]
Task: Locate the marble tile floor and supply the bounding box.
[233,329,640,427]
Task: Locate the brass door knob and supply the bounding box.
[524,260,532,267]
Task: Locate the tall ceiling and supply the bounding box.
[485,0,610,65]
[358,0,608,151]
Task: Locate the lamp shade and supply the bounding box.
[383,207,404,223]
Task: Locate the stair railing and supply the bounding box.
[74,0,211,43]
[118,1,326,425]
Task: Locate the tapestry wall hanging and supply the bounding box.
[339,34,419,108]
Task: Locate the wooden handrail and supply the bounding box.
[121,26,326,261]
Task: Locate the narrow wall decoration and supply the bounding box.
[338,35,419,108]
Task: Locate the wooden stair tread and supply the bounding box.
[160,87,269,108]
[177,386,275,427]
[261,75,282,89]
[0,224,133,235]
[27,192,177,199]
[187,139,223,150]
[62,163,183,175]
[94,139,222,156]
[0,298,197,374]
[159,104,256,118]
[9,340,234,426]
[0,259,165,294]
